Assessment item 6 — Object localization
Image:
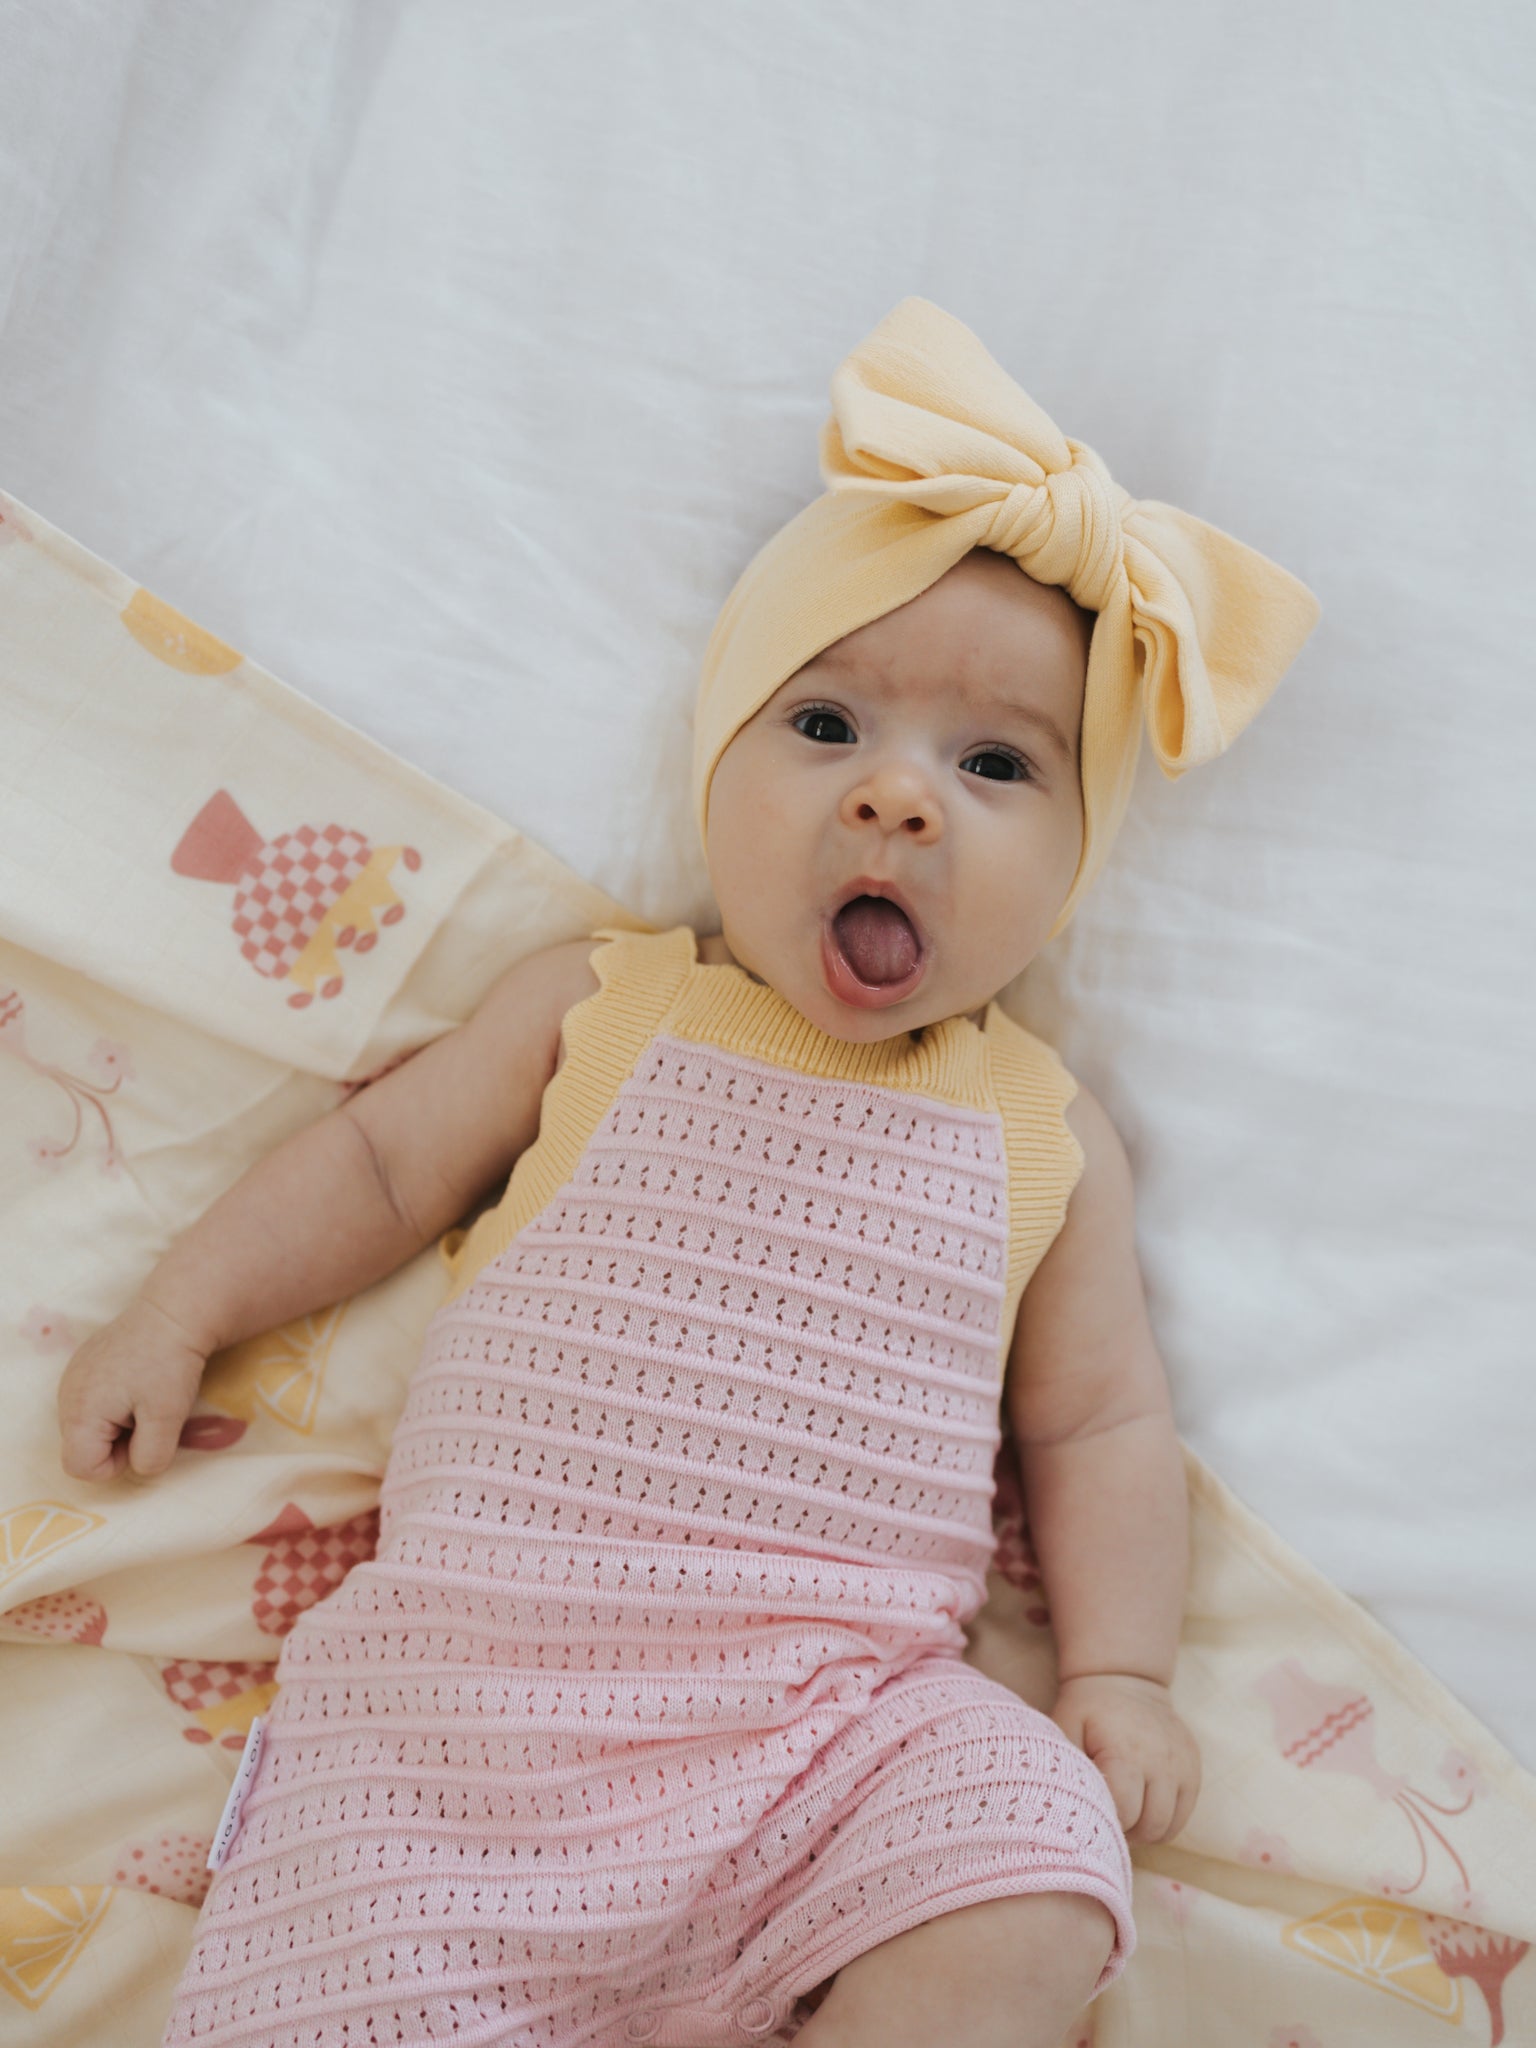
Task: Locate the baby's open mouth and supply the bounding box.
[822,891,928,1009]
[834,896,920,984]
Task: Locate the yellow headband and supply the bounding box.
[694,297,1321,934]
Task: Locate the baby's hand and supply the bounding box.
[1051,1672,1201,1845]
[57,1297,210,1483]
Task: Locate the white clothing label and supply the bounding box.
[205,1716,266,1871]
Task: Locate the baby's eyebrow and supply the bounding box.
[995,701,1076,765]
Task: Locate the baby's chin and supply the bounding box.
[710,925,1009,1041]
[796,944,999,1043]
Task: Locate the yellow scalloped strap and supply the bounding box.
[441,926,692,1299]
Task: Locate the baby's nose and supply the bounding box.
[841,764,942,842]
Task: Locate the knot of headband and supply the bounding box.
[695,297,1320,934]
[981,450,1128,616]
[823,326,1133,619]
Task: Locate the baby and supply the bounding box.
[58,300,1317,2048]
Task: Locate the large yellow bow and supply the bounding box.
[695,297,1320,932]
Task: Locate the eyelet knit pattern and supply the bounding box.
[163,944,1133,2048]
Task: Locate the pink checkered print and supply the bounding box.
[161,1658,275,1715]
[231,823,371,979]
[251,1511,380,1638]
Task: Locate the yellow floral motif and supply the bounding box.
[120,588,242,674]
[0,1502,105,1593]
[287,849,414,998]
[1282,1897,1464,2021]
[0,1886,111,2010]
[201,1304,346,1433]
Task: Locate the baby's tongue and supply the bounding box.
[833,896,919,986]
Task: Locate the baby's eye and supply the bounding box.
[793,707,856,745]
[960,747,1030,782]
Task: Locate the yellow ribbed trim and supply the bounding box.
[441,925,1085,1359]
[666,952,994,1109]
[982,1007,1085,1358]
[438,926,694,1303]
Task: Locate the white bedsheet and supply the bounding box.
[1,0,1531,1762]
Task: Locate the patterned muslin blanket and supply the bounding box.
[0,489,1531,2047]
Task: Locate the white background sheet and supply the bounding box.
[1,1,1532,1763]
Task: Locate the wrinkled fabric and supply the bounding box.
[1,492,1533,2048]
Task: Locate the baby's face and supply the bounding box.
[705,550,1090,1041]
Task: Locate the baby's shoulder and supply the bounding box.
[448,937,603,1089]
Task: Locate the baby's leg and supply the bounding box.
[792,1892,1114,2048]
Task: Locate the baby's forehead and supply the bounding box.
[807,637,1027,708]
[801,552,1091,726]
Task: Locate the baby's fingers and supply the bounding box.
[1129,1770,1179,1844]
[1090,1746,1148,1836]
[59,1403,132,1484]
[1166,1749,1202,1843]
[126,1402,187,1478]
[59,1371,187,1482]
[1166,1780,1198,1844]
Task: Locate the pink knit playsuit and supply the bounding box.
[164,928,1135,2047]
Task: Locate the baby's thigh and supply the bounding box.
[733,1660,1133,2032]
[798,1892,1115,2048]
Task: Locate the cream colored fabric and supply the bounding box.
[1,493,1531,2047]
[694,299,1322,931]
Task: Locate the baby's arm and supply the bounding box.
[57,939,600,1482]
[1004,1083,1200,1844]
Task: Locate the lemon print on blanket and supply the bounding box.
[0,1887,111,2010]
[120,588,242,673]
[0,1502,105,1595]
[200,1305,346,1434]
[1283,1897,1463,2019]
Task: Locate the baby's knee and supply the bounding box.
[986,1889,1117,1997]
[803,1891,1119,2048]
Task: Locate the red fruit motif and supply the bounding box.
[247,1504,379,1638]
[110,1834,212,1909]
[171,790,422,1008]
[160,1657,277,1750]
[1423,1917,1530,2046]
[1,1589,107,1644]
[1254,1660,1477,1903]
[178,1414,248,1453]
